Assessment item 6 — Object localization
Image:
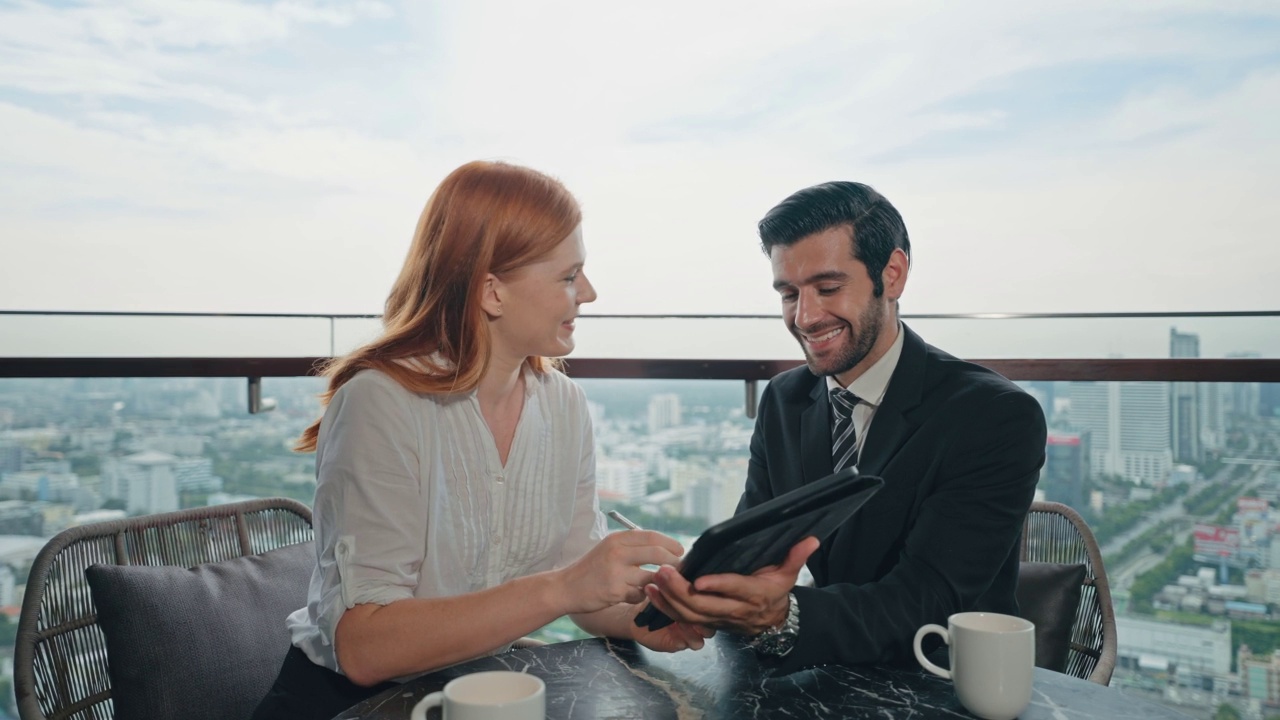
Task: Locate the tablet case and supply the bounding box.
[634,467,884,631]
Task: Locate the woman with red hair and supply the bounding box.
[253,161,709,720]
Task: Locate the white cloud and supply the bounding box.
[0,0,1277,326]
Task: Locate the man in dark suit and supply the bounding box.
[647,181,1046,674]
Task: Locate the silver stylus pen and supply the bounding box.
[606,510,642,531]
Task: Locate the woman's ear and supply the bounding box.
[479,273,504,318]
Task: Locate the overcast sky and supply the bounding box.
[2,1,1278,322]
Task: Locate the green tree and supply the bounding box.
[1129,541,1196,614]
[1214,703,1242,720]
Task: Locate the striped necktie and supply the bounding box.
[830,387,862,472]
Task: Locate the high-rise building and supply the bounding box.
[596,457,648,502]
[1041,431,1088,510]
[1027,381,1056,423]
[1263,383,1280,418]
[102,450,180,515]
[1226,352,1262,420]
[1170,327,1201,463]
[647,394,682,434]
[1200,383,1226,455]
[1069,381,1172,484]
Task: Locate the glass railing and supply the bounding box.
[2,309,1279,718]
[3,310,1279,361]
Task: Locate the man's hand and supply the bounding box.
[628,603,716,653]
[644,537,819,636]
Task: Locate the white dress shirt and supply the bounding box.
[286,365,606,676]
[825,323,906,466]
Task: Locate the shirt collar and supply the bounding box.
[825,322,905,408]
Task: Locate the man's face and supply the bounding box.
[770,226,893,383]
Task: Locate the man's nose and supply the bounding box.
[795,290,822,329]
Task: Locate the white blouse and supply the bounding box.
[286,365,607,675]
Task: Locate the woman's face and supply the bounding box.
[491,225,597,360]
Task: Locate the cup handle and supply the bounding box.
[913,624,951,680]
[410,691,443,720]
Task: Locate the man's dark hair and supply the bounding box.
[758,181,911,298]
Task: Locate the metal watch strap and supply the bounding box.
[748,592,800,657]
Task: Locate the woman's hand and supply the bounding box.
[555,530,684,615]
[630,604,716,653]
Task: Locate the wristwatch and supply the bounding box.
[748,592,800,657]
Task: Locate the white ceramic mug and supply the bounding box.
[913,612,1035,720]
[409,671,546,720]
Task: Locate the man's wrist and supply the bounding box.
[747,592,800,657]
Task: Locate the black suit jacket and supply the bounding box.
[738,324,1046,673]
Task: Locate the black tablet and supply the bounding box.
[634,467,883,631]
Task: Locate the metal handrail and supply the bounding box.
[4,310,1278,415]
[1,356,1279,382]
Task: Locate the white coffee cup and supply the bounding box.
[913,612,1035,720]
[409,670,546,720]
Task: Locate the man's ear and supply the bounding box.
[479,273,504,318]
[881,248,910,302]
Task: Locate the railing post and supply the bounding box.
[745,380,758,419]
[247,377,277,414]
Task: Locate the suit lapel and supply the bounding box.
[800,379,832,485]
[856,324,927,477]
[814,325,928,582]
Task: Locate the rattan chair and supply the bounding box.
[1021,500,1118,685]
[14,498,314,720]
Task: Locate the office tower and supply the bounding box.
[668,458,711,496]
[172,457,219,494]
[1027,381,1055,423]
[102,450,181,515]
[647,393,682,434]
[1200,383,1226,455]
[1042,431,1088,510]
[1069,381,1172,484]
[1227,352,1262,419]
[596,457,648,501]
[1263,384,1280,418]
[1170,327,1201,463]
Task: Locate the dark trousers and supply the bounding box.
[251,646,398,720]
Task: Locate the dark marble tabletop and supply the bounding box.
[335,636,1189,719]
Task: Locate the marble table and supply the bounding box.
[335,636,1189,719]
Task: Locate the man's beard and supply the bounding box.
[797,300,885,378]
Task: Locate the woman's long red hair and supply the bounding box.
[295,161,581,452]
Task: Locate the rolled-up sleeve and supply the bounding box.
[312,372,427,643]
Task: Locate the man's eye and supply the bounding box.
[780,293,797,303]
[817,286,841,296]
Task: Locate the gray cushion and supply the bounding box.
[1015,561,1086,674]
[86,541,314,720]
